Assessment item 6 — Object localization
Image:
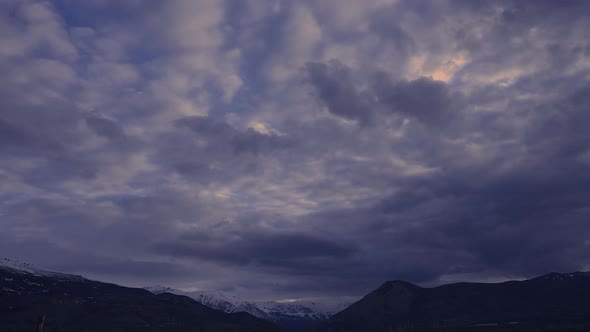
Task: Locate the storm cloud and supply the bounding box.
[1,0,590,301]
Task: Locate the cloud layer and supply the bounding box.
[1,0,590,300]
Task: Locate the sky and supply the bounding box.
[1,0,590,301]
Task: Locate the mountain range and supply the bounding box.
[0,258,279,332]
[4,257,590,331]
[144,285,351,330]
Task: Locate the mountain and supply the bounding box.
[322,271,590,331]
[0,258,280,332]
[144,286,242,314]
[145,286,350,329]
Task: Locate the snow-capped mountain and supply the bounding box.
[144,285,351,324]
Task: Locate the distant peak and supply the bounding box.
[376,280,420,294]
[383,280,420,287]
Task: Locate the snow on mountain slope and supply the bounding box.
[0,257,83,280]
[145,286,241,313]
[144,285,351,322]
[255,301,330,321]
[256,300,351,320]
[184,290,240,313]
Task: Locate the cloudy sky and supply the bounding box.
[1,0,590,301]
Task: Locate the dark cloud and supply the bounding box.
[0,118,61,157]
[371,74,461,126]
[305,61,376,124]
[176,116,234,138]
[154,231,357,267]
[232,128,293,154]
[175,115,292,155]
[306,61,463,129]
[0,119,35,148]
[0,111,100,183]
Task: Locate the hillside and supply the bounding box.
[323,272,590,331]
[0,258,280,332]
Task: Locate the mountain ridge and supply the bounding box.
[0,258,280,332]
[144,285,351,327]
[323,270,590,331]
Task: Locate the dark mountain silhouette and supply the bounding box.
[322,272,590,332]
[5,257,590,332]
[0,259,280,332]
